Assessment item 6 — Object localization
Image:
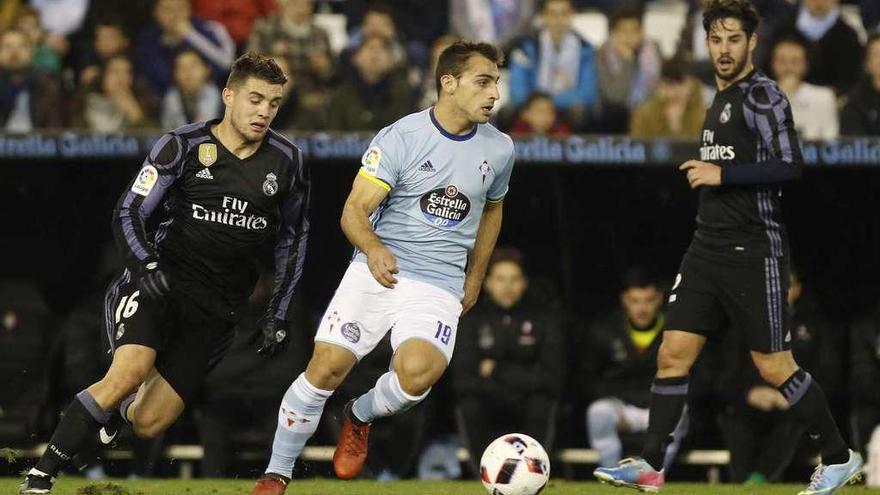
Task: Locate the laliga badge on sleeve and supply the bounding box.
[361,146,382,176]
[198,143,218,166]
[131,165,158,196]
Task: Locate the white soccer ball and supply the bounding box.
[480,433,550,495]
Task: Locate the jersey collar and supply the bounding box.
[430,107,477,142]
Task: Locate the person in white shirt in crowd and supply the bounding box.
[770,34,838,140]
[161,49,222,128]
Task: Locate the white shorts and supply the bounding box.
[314,262,463,362]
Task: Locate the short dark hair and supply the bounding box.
[621,266,659,291]
[609,7,643,30]
[702,0,760,39]
[488,247,525,275]
[364,2,394,21]
[435,41,503,96]
[541,0,573,12]
[772,34,808,56]
[524,90,554,109]
[226,52,287,89]
[660,56,691,82]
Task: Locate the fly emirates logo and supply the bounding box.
[699,130,735,161]
[191,196,268,230]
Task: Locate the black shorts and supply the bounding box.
[665,250,790,353]
[103,270,236,403]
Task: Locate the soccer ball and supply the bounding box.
[480,433,550,495]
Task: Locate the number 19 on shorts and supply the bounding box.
[434,321,452,345]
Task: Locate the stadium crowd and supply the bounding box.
[1,0,880,485]
[0,0,878,137]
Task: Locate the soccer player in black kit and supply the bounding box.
[595,1,863,494]
[20,53,309,494]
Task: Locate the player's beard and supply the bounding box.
[714,54,748,82]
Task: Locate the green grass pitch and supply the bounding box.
[2,479,879,495]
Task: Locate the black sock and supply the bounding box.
[35,390,110,476]
[777,369,849,465]
[640,376,689,471]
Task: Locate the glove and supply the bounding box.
[137,261,170,299]
[254,316,288,356]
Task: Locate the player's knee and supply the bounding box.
[305,347,353,390]
[130,408,169,439]
[395,356,441,396]
[102,367,149,399]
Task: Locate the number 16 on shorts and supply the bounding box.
[434,321,452,345]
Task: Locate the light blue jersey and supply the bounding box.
[354,107,516,297]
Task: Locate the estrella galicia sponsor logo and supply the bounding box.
[341,322,362,343]
[420,185,471,228]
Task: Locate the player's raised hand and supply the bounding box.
[255,317,288,356]
[366,244,398,288]
[679,160,722,189]
[137,262,170,299]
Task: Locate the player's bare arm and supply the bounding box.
[462,199,504,314]
[679,160,721,189]
[341,173,398,288]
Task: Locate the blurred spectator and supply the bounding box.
[767,0,863,96]
[15,6,61,72]
[161,50,222,129]
[452,248,564,476]
[76,17,132,87]
[342,3,408,74]
[841,33,880,136]
[596,7,662,133]
[718,269,841,483]
[510,91,572,136]
[770,35,838,140]
[629,57,704,138]
[269,55,325,130]
[851,299,880,456]
[71,55,158,132]
[327,34,413,131]
[417,35,459,110]
[509,0,599,129]
[449,0,535,51]
[246,0,335,117]
[134,0,236,96]
[0,28,64,131]
[193,0,277,47]
[578,267,685,469]
[343,0,447,68]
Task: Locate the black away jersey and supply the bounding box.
[112,120,310,321]
[694,70,802,258]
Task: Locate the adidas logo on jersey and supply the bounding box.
[196,168,214,180]
[418,160,436,173]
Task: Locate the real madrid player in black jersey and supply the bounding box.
[594,1,863,494]
[20,53,310,494]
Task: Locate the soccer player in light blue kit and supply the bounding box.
[250,41,515,495]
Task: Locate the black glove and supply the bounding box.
[254,316,288,356]
[137,261,170,299]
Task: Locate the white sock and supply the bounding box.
[265,373,332,478]
[351,371,429,424]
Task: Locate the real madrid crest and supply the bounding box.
[720,102,732,124]
[263,172,279,196]
[198,143,217,166]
